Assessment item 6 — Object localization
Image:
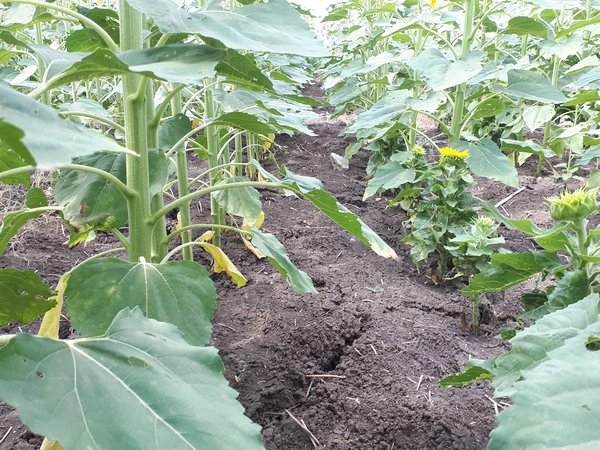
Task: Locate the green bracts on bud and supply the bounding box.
[548,189,598,222]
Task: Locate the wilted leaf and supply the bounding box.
[199,242,247,288]
[213,176,262,223]
[251,229,317,294]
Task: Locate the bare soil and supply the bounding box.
[0,83,577,450]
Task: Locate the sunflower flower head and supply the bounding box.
[439,147,469,164]
[548,189,598,222]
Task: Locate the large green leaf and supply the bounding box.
[501,16,548,38]
[364,162,416,200]
[213,176,262,223]
[34,44,225,87]
[0,84,124,169]
[66,259,216,346]
[500,139,547,157]
[492,294,600,397]
[54,150,167,233]
[453,139,518,187]
[489,296,600,449]
[540,35,583,61]
[69,6,120,51]
[0,188,49,255]
[498,69,568,103]
[573,65,600,90]
[522,104,555,132]
[0,268,55,326]
[0,144,29,186]
[0,307,264,450]
[212,112,277,135]
[126,0,329,57]
[215,49,275,92]
[282,170,398,260]
[463,252,562,297]
[547,269,590,309]
[158,114,192,150]
[250,229,317,295]
[408,49,485,91]
[345,90,411,133]
[213,88,318,135]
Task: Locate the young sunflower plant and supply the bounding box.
[442,189,600,449]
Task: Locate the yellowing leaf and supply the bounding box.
[197,230,215,242]
[40,439,64,450]
[242,237,266,259]
[261,134,276,150]
[429,0,437,6]
[199,243,247,287]
[192,118,201,128]
[38,275,67,339]
[242,210,265,230]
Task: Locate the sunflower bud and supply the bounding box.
[548,189,598,222]
[412,145,425,157]
[473,216,498,236]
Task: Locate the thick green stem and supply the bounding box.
[246,132,259,179]
[204,79,224,247]
[144,81,169,263]
[234,132,243,176]
[540,55,561,176]
[449,0,476,143]
[120,2,152,262]
[34,22,51,106]
[171,87,193,261]
[449,84,466,143]
[409,28,425,149]
[573,218,590,274]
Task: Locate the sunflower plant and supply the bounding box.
[464,188,600,320]
[442,189,600,449]
[367,146,483,280]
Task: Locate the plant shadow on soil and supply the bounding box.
[0,83,586,450]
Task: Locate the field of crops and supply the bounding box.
[1,1,600,449]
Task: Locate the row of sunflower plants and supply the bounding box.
[317,1,600,447]
[321,0,600,180]
[0,1,397,448]
[442,189,600,448]
[316,0,600,313]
